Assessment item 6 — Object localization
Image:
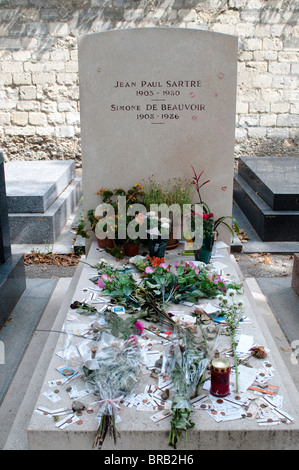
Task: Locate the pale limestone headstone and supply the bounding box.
[78,28,238,249]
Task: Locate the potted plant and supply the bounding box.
[142,177,191,248]
[76,184,144,258]
[186,166,239,263]
[76,207,114,249]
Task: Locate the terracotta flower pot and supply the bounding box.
[124,243,140,257]
[166,226,179,249]
[96,237,114,249]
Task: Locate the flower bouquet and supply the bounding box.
[164,336,209,449]
[142,261,178,304]
[96,268,141,309]
[61,309,145,450]
[218,293,244,393]
[172,261,242,304]
[83,332,142,449]
[129,255,168,273]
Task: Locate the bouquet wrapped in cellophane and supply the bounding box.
[87,332,142,449]
[162,333,209,449]
[62,330,142,449]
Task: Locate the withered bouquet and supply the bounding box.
[82,332,141,449]
[163,335,209,449]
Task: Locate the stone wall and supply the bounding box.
[0,0,298,167]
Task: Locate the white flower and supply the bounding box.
[160,217,171,224]
[146,211,157,217]
[147,227,161,236]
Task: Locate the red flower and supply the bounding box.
[202,212,213,219]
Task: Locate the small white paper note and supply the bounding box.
[237,364,258,393]
[236,334,254,354]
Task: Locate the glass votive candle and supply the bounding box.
[210,357,231,398]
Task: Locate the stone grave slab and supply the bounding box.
[78,28,238,248]
[4,160,82,245]
[234,157,299,242]
[0,248,26,331]
[0,151,25,329]
[27,242,299,450]
[238,157,299,211]
[8,176,82,244]
[5,160,75,214]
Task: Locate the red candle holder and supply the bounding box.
[210,357,231,398]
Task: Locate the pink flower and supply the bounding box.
[97,273,109,289]
[97,277,106,289]
[134,321,144,335]
[175,261,187,269]
[159,262,170,271]
[145,266,155,274]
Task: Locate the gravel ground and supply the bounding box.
[234,252,294,278]
[24,263,79,278]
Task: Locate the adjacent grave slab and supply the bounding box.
[257,276,299,346]
[0,254,26,331]
[234,157,299,241]
[27,242,299,450]
[232,201,299,253]
[0,151,25,329]
[5,161,75,214]
[78,28,238,248]
[4,160,82,245]
[237,157,299,212]
[8,177,82,245]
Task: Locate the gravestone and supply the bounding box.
[0,151,26,330]
[234,157,299,241]
[78,28,238,250]
[27,29,299,451]
[4,160,82,244]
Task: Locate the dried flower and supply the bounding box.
[70,300,82,309]
[250,346,267,359]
